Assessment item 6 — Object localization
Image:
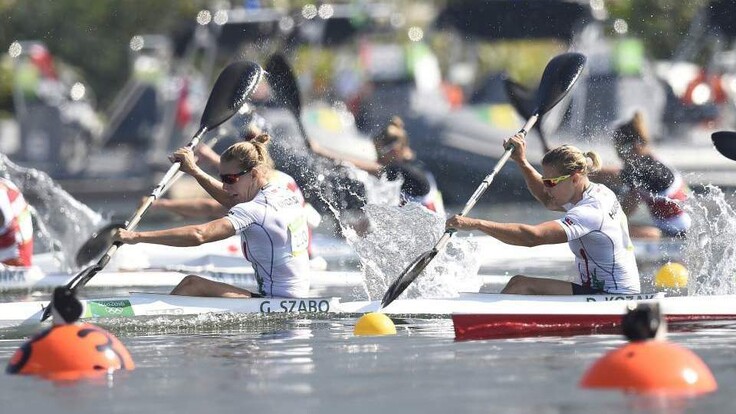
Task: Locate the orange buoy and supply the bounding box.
[580,302,717,396]
[580,341,716,395]
[6,286,134,380]
[7,323,135,379]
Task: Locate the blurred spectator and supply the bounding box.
[310,115,445,216]
[0,177,33,267]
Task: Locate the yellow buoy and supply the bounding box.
[654,262,689,289]
[354,312,396,336]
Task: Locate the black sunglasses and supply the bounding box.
[220,168,251,184]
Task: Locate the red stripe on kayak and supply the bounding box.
[452,314,736,341]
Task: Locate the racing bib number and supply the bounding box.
[288,215,309,256]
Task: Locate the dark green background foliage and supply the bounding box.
[0,0,207,108]
[0,0,713,114]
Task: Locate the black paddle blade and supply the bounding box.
[200,60,264,131]
[712,131,736,161]
[75,222,125,267]
[503,77,536,120]
[504,76,552,152]
[381,250,438,308]
[535,52,586,116]
[40,265,100,322]
[51,286,83,324]
[265,53,302,117]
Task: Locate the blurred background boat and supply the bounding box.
[2,0,736,210]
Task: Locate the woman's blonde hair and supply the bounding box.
[220,133,274,173]
[542,144,601,175]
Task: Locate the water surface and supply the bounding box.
[0,317,734,414]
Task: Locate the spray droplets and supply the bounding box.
[683,185,736,295]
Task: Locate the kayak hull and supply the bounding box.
[452,313,736,340]
[7,291,736,339]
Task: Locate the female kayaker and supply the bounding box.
[310,116,445,216]
[149,112,320,259]
[446,134,641,295]
[114,134,310,298]
[606,111,691,239]
[0,177,33,267]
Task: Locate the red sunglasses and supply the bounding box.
[220,168,251,184]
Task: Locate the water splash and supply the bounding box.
[683,185,736,295]
[268,122,368,214]
[267,110,482,301]
[359,169,401,206]
[0,153,106,271]
[324,171,480,301]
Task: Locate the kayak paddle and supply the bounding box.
[380,52,587,309]
[74,132,226,268]
[41,60,265,322]
[503,76,551,153]
[265,53,311,147]
[712,131,736,161]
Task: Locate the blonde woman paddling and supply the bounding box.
[446,133,641,295]
[114,134,310,298]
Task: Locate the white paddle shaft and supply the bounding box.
[431,114,539,255]
[77,127,208,280]
[459,114,538,217]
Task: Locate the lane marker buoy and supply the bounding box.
[354,312,396,336]
[654,262,688,290]
[6,287,135,380]
[580,302,716,395]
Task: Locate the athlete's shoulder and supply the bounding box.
[272,170,297,185]
[229,191,268,214]
[583,183,616,202]
[566,184,613,219]
[270,171,303,195]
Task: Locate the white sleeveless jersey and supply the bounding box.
[557,183,640,294]
[225,183,310,298]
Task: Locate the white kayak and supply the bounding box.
[471,235,683,271]
[29,233,679,280]
[4,291,735,337]
[0,264,511,294]
[0,265,361,291]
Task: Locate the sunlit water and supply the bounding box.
[2,168,736,412]
[0,318,735,414]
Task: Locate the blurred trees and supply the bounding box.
[606,0,709,61]
[0,0,207,110]
[0,0,719,115]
